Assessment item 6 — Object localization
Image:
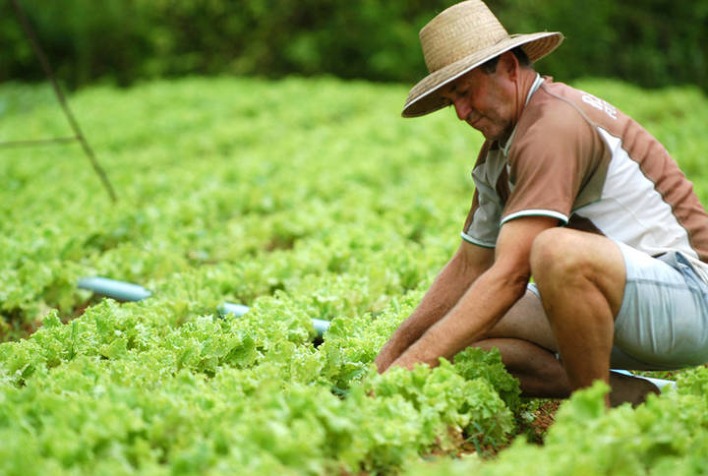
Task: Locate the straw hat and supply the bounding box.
[402,0,564,117]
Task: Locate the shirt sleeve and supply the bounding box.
[501,98,605,225]
[461,171,504,247]
[461,142,504,247]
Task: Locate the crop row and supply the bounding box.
[0,77,706,474]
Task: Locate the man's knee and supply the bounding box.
[530,228,589,283]
[530,228,627,316]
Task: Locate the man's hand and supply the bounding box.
[386,216,558,370]
[374,241,494,373]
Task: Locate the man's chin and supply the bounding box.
[479,129,500,141]
[480,127,512,143]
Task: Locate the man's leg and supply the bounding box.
[474,337,658,406]
[475,337,571,398]
[476,290,569,397]
[478,245,660,406]
[529,228,628,406]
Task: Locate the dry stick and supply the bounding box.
[9,0,118,203]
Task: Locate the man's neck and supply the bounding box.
[514,68,541,121]
[500,71,542,153]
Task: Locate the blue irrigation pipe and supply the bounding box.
[77,277,331,337]
[77,277,152,302]
[217,302,250,318]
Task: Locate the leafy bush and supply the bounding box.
[2,0,705,90]
[407,367,708,475]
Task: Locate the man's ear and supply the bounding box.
[498,51,520,80]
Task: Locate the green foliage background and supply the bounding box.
[2,0,706,90]
[0,54,706,474]
[1,1,708,470]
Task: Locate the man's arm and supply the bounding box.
[389,216,557,370]
[375,240,494,372]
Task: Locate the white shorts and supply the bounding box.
[530,242,708,370]
[611,243,708,370]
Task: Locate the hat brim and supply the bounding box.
[401,32,564,118]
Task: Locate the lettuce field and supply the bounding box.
[1,76,706,474]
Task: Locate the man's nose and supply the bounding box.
[452,98,471,121]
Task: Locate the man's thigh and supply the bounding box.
[487,243,708,371]
[485,289,559,353]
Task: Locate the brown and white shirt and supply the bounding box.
[462,76,708,283]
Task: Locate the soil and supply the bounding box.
[518,399,561,445]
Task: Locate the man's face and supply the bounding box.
[439,60,518,142]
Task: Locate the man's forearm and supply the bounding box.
[375,244,491,371]
[390,267,527,369]
[375,291,460,371]
[383,216,556,372]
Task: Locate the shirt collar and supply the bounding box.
[500,74,543,157]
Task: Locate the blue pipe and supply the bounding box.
[217,303,331,335]
[217,302,250,317]
[311,318,331,336]
[78,277,152,301]
[78,276,331,337]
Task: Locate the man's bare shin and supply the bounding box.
[475,338,571,398]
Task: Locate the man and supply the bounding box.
[375,0,708,407]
